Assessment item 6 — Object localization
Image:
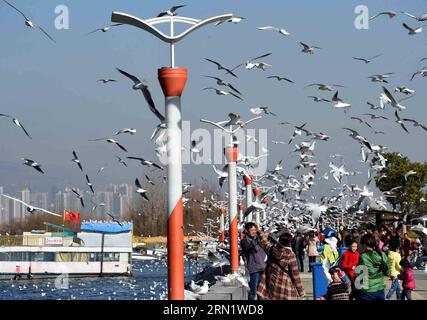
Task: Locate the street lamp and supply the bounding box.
[201,116,261,273]
[111,9,232,300]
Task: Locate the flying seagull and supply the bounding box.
[305,83,344,91]
[203,76,241,94]
[135,178,149,201]
[116,68,165,122]
[257,25,290,36]
[308,96,330,103]
[382,86,406,110]
[21,158,44,174]
[97,78,117,84]
[202,87,243,100]
[410,67,427,81]
[89,138,128,152]
[205,58,238,78]
[267,75,294,83]
[106,212,122,226]
[157,5,186,17]
[249,107,277,116]
[352,54,382,64]
[402,23,423,35]
[215,15,245,25]
[86,23,123,35]
[145,175,155,186]
[230,53,272,72]
[72,151,83,171]
[402,118,427,132]
[368,73,393,83]
[0,114,32,139]
[114,128,136,136]
[0,194,60,216]
[332,91,351,111]
[401,11,427,22]
[85,174,95,194]
[299,42,321,54]
[116,156,128,167]
[369,11,398,20]
[394,111,409,133]
[127,156,163,170]
[394,87,415,95]
[71,188,85,208]
[2,0,56,42]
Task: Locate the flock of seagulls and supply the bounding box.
[1,2,426,299]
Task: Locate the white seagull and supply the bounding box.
[0,194,60,217]
[257,25,290,36]
[332,91,351,111]
[87,24,123,35]
[299,42,321,54]
[135,178,149,201]
[21,158,44,174]
[202,87,243,100]
[0,114,32,139]
[402,23,423,35]
[2,0,55,42]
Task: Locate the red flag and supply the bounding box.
[64,210,80,223]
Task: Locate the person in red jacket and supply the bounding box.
[398,258,415,300]
[341,241,360,281]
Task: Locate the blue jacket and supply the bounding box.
[241,234,267,274]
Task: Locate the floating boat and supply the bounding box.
[0,221,133,280]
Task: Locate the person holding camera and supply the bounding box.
[354,233,390,300]
[240,222,267,300]
[255,229,306,300]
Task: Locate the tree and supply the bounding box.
[375,152,427,232]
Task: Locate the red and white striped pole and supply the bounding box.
[158,67,187,300]
[243,175,253,222]
[253,187,262,226]
[225,146,239,273]
[261,196,268,224]
[219,208,225,245]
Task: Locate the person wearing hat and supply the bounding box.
[319,236,339,264]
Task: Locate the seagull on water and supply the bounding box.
[116,68,165,123]
[21,158,44,174]
[257,25,290,36]
[2,0,55,42]
[0,114,32,139]
[0,194,60,216]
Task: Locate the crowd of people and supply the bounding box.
[240,222,424,300]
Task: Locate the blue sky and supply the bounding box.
[0,0,426,196]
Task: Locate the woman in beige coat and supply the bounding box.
[306,231,319,272]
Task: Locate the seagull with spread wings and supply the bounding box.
[202,76,241,95]
[0,194,60,216]
[204,58,238,78]
[352,54,382,64]
[0,114,32,139]
[116,68,165,123]
[157,5,186,17]
[21,158,44,174]
[2,0,55,42]
[135,178,149,201]
[86,24,123,35]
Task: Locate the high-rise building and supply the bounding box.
[0,186,8,225]
[119,194,130,218]
[31,192,48,210]
[95,191,114,218]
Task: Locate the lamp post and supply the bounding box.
[253,187,262,226]
[111,10,233,300]
[200,116,261,274]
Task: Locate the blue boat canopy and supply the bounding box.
[81,221,133,234]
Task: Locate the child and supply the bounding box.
[341,240,360,282]
[398,259,415,300]
[318,266,351,300]
[386,243,402,300]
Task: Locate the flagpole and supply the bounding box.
[63,209,65,227]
